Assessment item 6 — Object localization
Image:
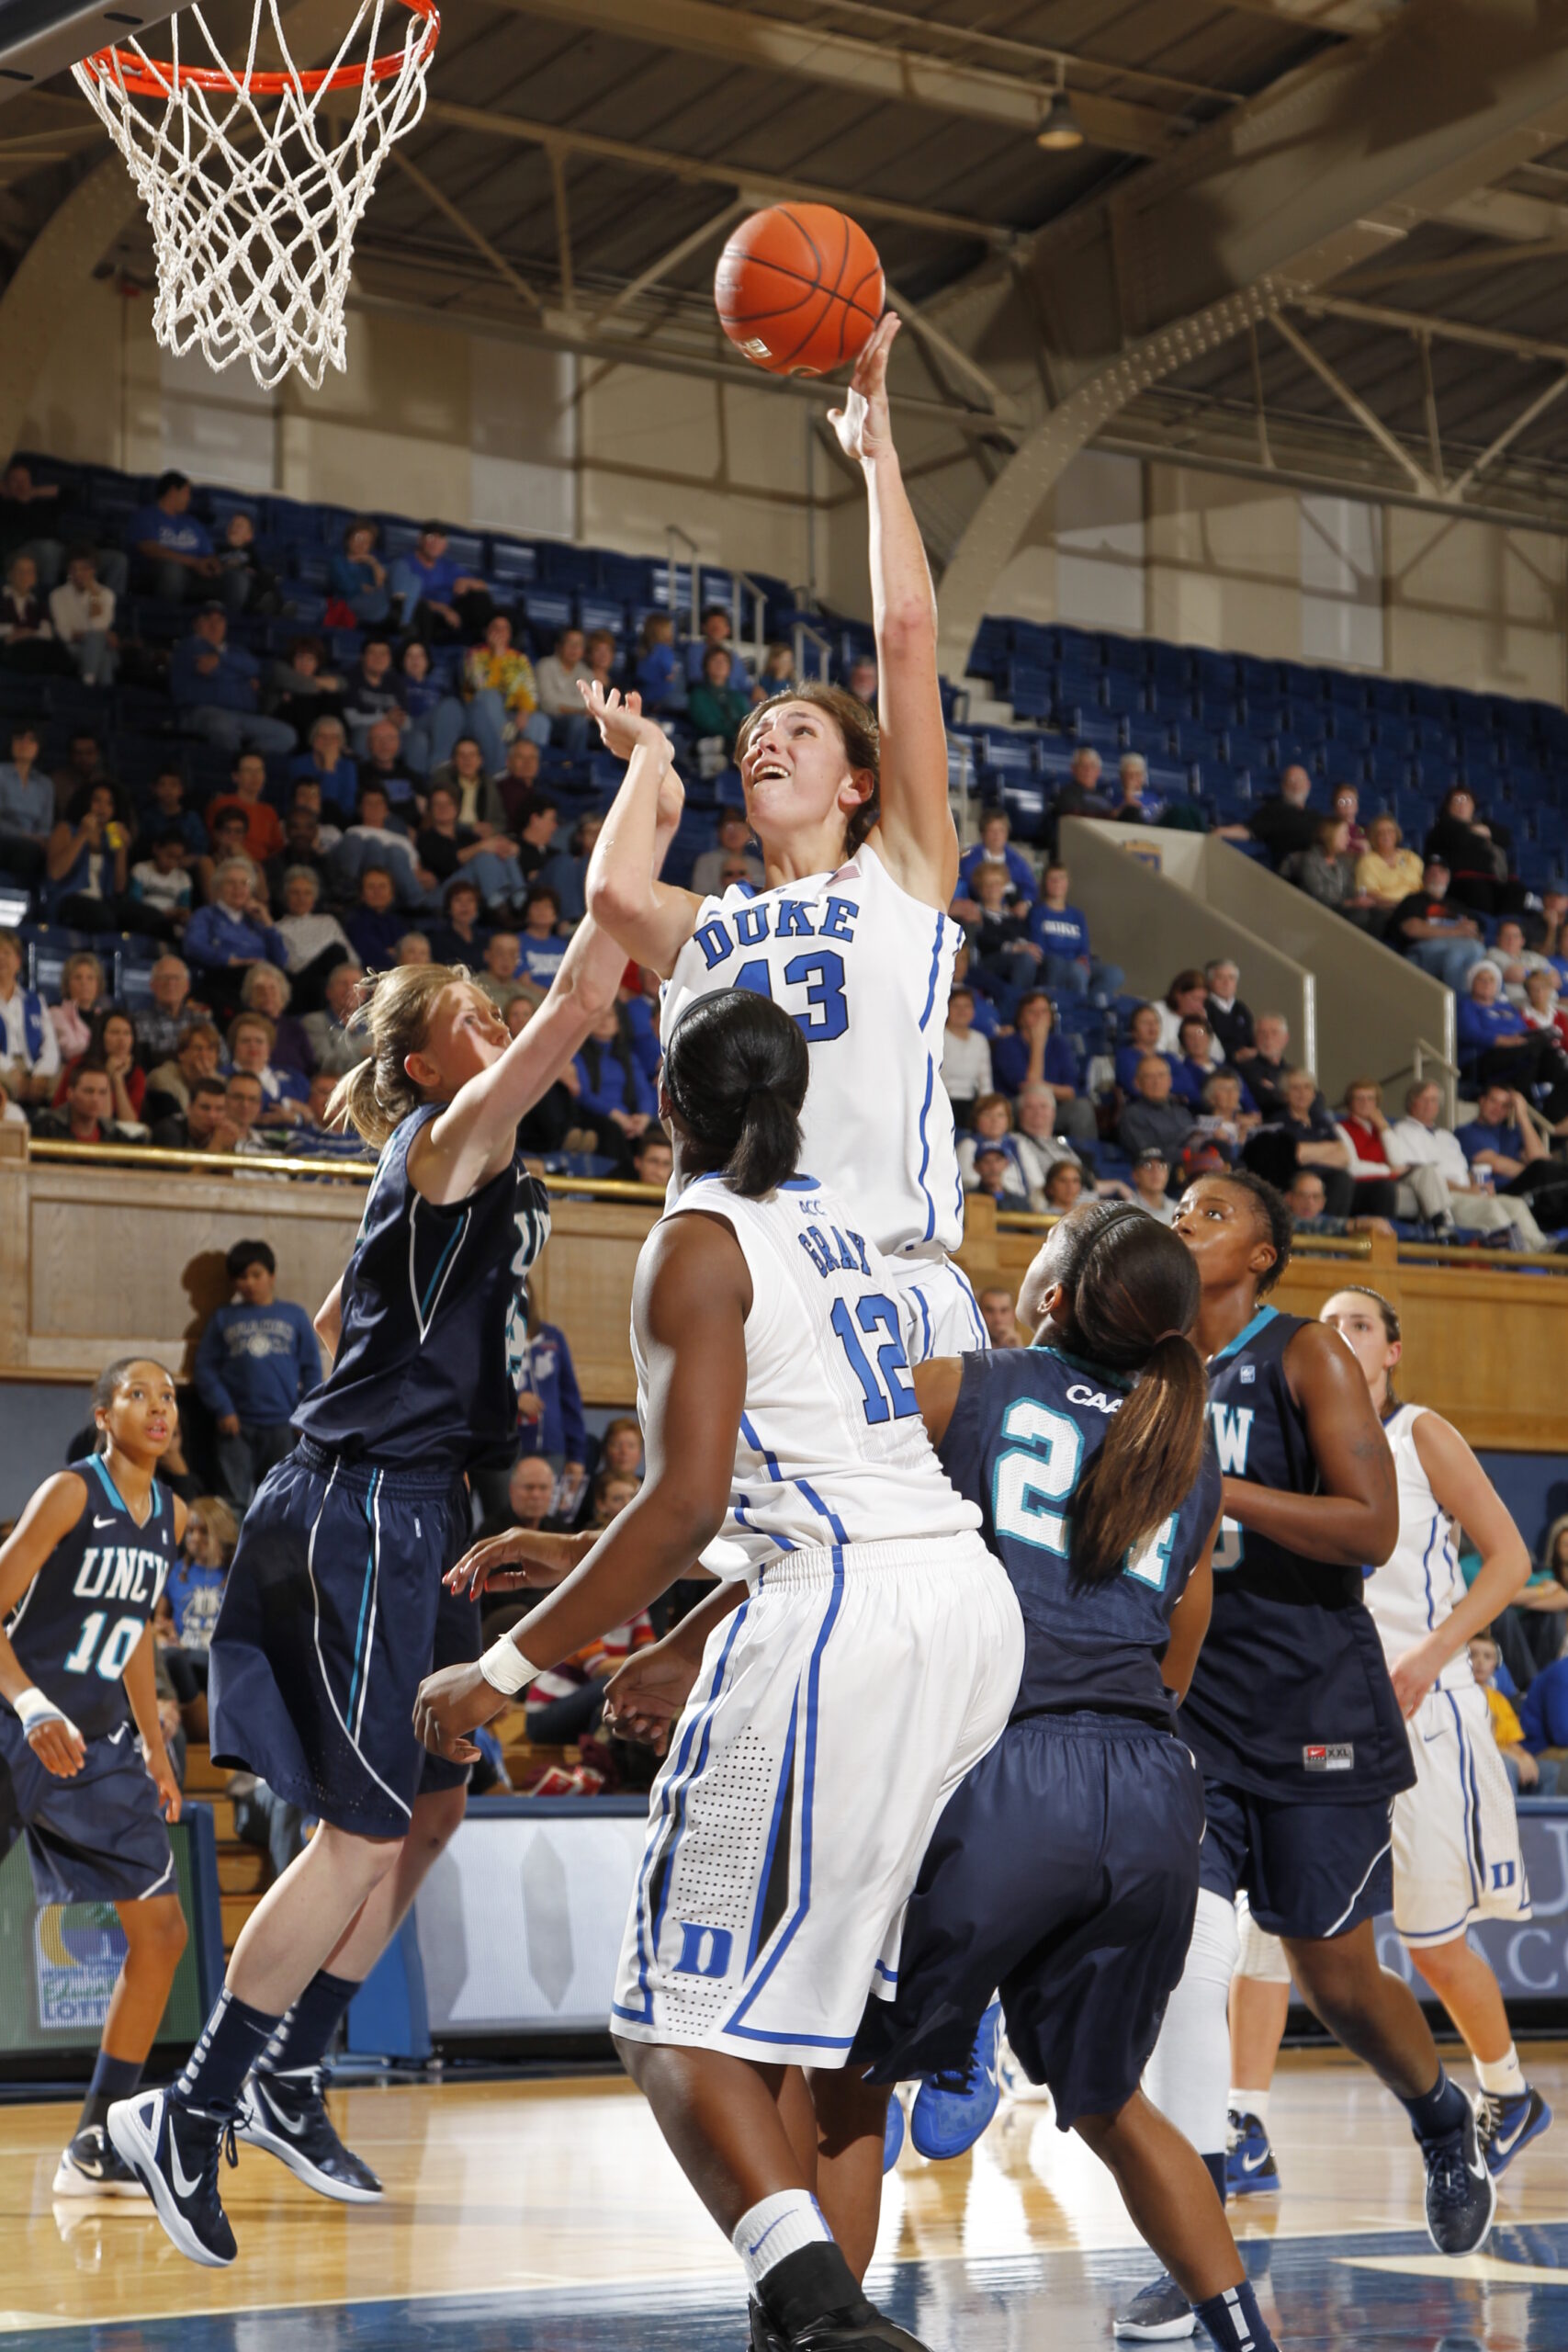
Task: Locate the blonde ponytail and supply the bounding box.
[326,963,472,1149]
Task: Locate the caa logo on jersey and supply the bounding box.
[1066,1383,1122,1416]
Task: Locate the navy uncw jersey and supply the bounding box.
[1179,1305,1414,1804]
[294,1102,550,1476]
[4,1455,175,1739]
[937,1345,1223,1724]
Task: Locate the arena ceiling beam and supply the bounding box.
[491,0,1188,158]
[931,0,1568,677]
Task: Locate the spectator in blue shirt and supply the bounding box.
[635,613,685,715]
[1026,859,1124,1001]
[1520,1653,1568,1756]
[344,865,408,968]
[142,765,209,864]
[1115,1002,1175,1097]
[988,989,1098,1148]
[1459,960,1568,1122]
[195,1238,321,1507]
[517,885,567,986]
[571,1001,657,1167]
[327,518,390,625]
[184,856,288,1023]
[130,470,243,610]
[682,604,752,691]
[163,1495,236,1657]
[1453,1080,1568,1228]
[513,1297,588,1485]
[1113,752,1165,823]
[387,522,493,642]
[953,807,1037,919]
[0,718,51,884]
[172,605,297,757]
[1169,1016,1257,1114]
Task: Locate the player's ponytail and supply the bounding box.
[326,963,470,1149]
[662,989,809,1198]
[1052,1203,1209,1585]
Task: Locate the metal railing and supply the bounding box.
[791,618,831,684]
[664,524,700,639]
[24,1136,666,1203]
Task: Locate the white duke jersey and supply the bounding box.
[662,845,964,1261]
[637,1171,980,1579]
[1368,1404,1472,1695]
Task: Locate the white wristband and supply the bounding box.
[479,1637,540,1696]
[15,1685,78,1738]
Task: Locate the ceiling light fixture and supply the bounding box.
[1037,59,1084,153]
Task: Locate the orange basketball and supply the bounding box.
[715,204,885,379]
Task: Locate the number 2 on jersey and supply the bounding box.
[992,1399,1179,1589]
[733,951,848,1041]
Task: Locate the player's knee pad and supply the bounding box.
[1143,1890,1238,2154]
[1235,1900,1292,1985]
[1188,1885,1242,1989]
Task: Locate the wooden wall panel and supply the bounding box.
[4,1167,1566,1449]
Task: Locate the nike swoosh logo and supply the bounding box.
[93,1515,114,1529]
[1491,2119,1529,2155]
[169,2132,205,2200]
[746,2214,791,2259]
[258,2084,310,2137]
[1241,2148,1271,2172]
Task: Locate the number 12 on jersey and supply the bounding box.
[831,1293,918,1424]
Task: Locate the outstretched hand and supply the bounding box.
[580,680,669,763]
[444,1526,586,1600]
[828,311,900,464]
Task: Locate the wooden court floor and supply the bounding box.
[5,2044,1568,2347]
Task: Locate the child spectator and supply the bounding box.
[967,1141,1021,1204]
[518,886,567,986]
[344,865,406,968]
[130,830,194,933]
[48,548,117,685]
[194,1240,322,1507]
[164,1496,237,1657]
[634,612,683,714]
[1468,1635,1555,1796]
[328,519,389,625]
[687,646,750,754]
[49,949,108,1060]
[941,984,992,1123]
[142,766,208,864]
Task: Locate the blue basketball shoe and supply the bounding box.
[1476,2086,1552,2179]
[908,2002,1001,2162]
[1225,2108,1280,2196]
[883,2091,905,2174]
[1420,2099,1495,2256]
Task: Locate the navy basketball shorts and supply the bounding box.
[854,1712,1204,2129]
[417,1583,481,1800]
[1198,1776,1394,1940]
[0,1713,174,1907]
[209,1439,468,1840]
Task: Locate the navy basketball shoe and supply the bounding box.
[236,2066,383,2201]
[1476,2086,1553,2179]
[52,2124,146,2199]
[107,2087,238,2267]
[1112,2275,1195,2341]
[1225,2109,1280,2196]
[1420,2100,1496,2256]
[908,2001,1001,2161]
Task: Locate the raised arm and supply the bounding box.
[582,685,703,977]
[414,793,681,1204]
[1383,1411,1531,1715]
[829,313,956,910]
[413,1211,750,1758]
[1222,1321,1398,1568]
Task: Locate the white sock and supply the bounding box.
[1144,1887,1238,2158]
[1229,2086,1269,2128]
[1474,2045,1527,2099]
[732,2190,833,2291]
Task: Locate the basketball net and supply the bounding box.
[74,0,439,391]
